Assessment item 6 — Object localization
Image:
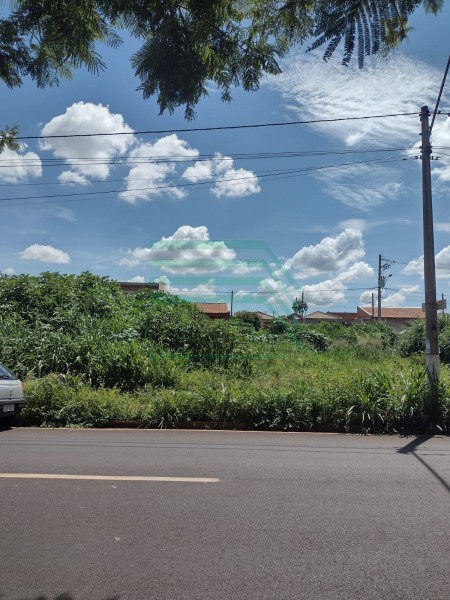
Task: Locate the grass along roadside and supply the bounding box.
[20,348,450,434]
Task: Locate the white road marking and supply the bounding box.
[0,473,220,483]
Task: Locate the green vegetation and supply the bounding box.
[1,272,449,433]
[0,2,443,119]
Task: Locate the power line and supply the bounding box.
[0,156,405,205]
[15,112,420,141]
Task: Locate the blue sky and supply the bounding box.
[1,4,450,315]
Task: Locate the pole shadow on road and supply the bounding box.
[397,436,449,494]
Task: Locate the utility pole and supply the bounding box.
[301,291,305,324]
[377,255,392,322]
[420,105,440,379]
[230,290,234,316]
[377,254,382,321]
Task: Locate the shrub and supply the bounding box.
[233,311,262,330]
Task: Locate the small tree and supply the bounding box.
[233,311,262,331]
[292,298,308,319]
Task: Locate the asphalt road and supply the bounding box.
[0,428,448,600]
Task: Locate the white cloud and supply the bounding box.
[231,261,263,275]
[383,286,420,307]
[0,146,42,184]
[267,53,446,211]
[432,118,450,183]
[171,279,217,298]
[257,278,298,310]
[2,267,15,275]
[299,262,373,307]
[267,53,443,147]
[360,290,375,304]
[183,153,260,198]
[303,280,346,307]
[120,225,237,274]
[435,222,450,233]
[316,163,403,211]
[286,229,365,277]
[128,275,145,283]
[119,135,199,203]
[403,245,450,279]
[41,102,135,183]
[53,207,77,223]
[19,244,70,264]
[335,261,374,283]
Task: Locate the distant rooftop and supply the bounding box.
[118,281,167,294]
[195,302,230,319]
[357,306,424,319]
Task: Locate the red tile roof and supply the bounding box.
[357,306,424,319]
[328,312,358,320]
[195,303,230,314]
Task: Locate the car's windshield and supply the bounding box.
[0,363,16,379]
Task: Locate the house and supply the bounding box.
[195,303,230,319]
[254,311,275,328]
[304,311,343,324]
[327,311,358,325]
[356,306,424,330]
[119,281,167,294]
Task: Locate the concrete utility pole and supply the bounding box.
[377,254,382,321]
[377,255,392,321]
[420,105,440,378]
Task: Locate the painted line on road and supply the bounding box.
[0,473,220,483]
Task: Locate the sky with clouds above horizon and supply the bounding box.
[1,4,450,316]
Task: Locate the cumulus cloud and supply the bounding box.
[128,275,145,283]
[19,244,70,264]
[121,226,264,276]
[285,229,365,277]
[383,286,421,307]
[120,135,199,203]
[231,261,263,275]
[120,225,237,274]
[299,262,373,307]
[0,146,42,184]
[2,267,15,275]
[183,153,260,198]
[302,279,347,307]
[172,279,217,298]
[40,102,135,184]
[403,245,450,279]
[335,261,374,283]
[257,278,298,310]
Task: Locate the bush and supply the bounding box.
[233,311,262,330]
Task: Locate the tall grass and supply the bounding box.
[2,273,449,433]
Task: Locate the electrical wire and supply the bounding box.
[14,112,420,141]
[0,156,406,206]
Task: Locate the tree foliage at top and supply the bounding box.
[0,1,443,119]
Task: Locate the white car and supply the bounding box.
[0,362,25,428]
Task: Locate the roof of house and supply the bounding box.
[328,311,358,320]
[305,311,341,320]
[195,303,230,315]
[255,311,274,321]
[357,306,424,319]
[118,281,167,293]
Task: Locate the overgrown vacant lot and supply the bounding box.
[1,273,449,433]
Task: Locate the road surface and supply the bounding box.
[0,428,448,600]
